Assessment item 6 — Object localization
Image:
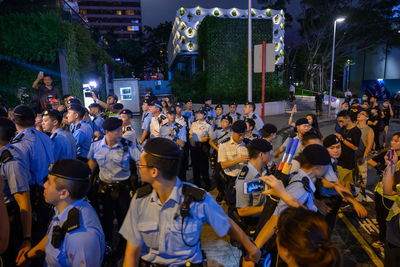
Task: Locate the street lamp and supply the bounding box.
[328,17,345,115]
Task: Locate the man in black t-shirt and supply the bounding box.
[335,110,361,190]
[32,72,60,111]
[315,91,324,115]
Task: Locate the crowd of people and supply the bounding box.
[0,76,399,267]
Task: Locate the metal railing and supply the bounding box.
[60,0,89,27]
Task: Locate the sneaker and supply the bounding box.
[355,193,363,202]
[372,240,384,248]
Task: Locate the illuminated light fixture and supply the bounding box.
[89,81,97,88]
[336,17,345,22]
[213,8,220,16]
[265,9,271,17]
[377,78,384,82]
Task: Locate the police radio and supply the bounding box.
[51,207,80,248]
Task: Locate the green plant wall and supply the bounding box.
[197,16,287,103]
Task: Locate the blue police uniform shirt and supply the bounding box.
[226,112,241,123]
[0,144,31,203]
[159,122,187,144]
[183,110,195,123]
[141,111,152,132]
[57,129,77,158]
[70,120,93,158]
[85,117,93,130]
[210,128,232,147]
[12,126,54,185]
[235,163,267,209]
[207,108,216,119]
[119,178,231,266]
[45,198,105,267]
[87,137,140,183]
[214,115,222,130]
[92,114,105,136]
[51,128,76,161]
[320,159,339,197]
[273,169,317,215]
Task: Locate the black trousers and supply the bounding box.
[393,106,400,119]
[214,161,225,196]
[2,202,23,267]
[178,147,188,181]
[374,192,394,242]
[191,143,210,190]
[384,241,400,267]
[95,180,132,250]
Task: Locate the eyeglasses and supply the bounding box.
[136,163,155,169]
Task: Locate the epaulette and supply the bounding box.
[11,134,24,144]
[158,114,167,124]
[76,123,81,130]
[120,137,133,147]
[182,184,206,202]
[93,135,104,142]
[237,112,241,117]
[0,149,13,164]
[175,123,183,129]
[126,126,132,131]
[251,114,257,120]
[51,133,58,140]
[136,184,153,198]
[220,138,230,144]
[238,166,249,180]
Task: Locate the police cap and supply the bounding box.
[229,101,238,107]
[303,144,331,166]
[232,120,247,134]
[185,99,192,104]
[205,96,212,101]
[67,98,82,106]
[89,103,101,109]
[261,123,277,137]
[196,107,207,116]
[221,114,233,124]
[323,134,341,148]
[113,103,124,110]
[245,101,256,111]
[144,137,181,160]
[102,117,122,131]
[149,99,163,109]
[248,138,272,153]
[68,104,85,117]
[142,98,151,105]
[175,102,183,108]
[245,118,255,128]
[42,109,63,123]
[166,106,176,114]
[295,118,309,126]
[49,159,91,182]
[13,105,36,121]
[215,104,223,110]
[121,109,133,116]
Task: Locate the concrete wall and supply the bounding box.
[192,101,286,116]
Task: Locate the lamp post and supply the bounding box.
[248,0,252,102]
[328,17,345,115]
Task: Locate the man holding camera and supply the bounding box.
[32,72,60,111]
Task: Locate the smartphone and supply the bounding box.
[389,150,394,162]
[39,71,44,76]
[244,179,265,194]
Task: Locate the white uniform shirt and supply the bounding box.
[150,113,168,138]
[189,120,212,142]
[218,137,249,177]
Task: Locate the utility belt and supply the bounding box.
[139,259,203,267]
[97,178,133,198]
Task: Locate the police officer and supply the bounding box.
[149,100,168,139]
[243,118,260,145]
[226,101,241,123]
[175,102,189,129]
[254,144,332,249]
[183,99,195,123]
[261,123,277,143]
[11,105,55,244]
[159,106,187,181]
[89,102,104,138]
[119,137,261,266]
[67,104,93,161]
[42,110,76,161]
[120,109,137,143]
[236,139,271,218]
[87,117,140,257]
[139,99,153,145]
[16,159,105,266]
[203,97,216,122]
[0,118,32,266]
[209,114,232,202]
[243,102,264,134]
[214,104,224,129]
[189,107,213,190]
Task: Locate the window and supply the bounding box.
[127,26,140,31]
[115,10,122,15]
[126,10,135,15]
[120,87,132,101]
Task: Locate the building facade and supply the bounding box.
[78,0,142,40]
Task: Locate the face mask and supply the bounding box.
[383,103,389,108]
[344,107,349,110]
[371,110,376,114]
[362,96,368,101]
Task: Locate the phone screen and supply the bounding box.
[244,179,265,194]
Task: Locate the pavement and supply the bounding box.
[128,103,395,267]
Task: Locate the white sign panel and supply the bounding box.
[254,43,275,73]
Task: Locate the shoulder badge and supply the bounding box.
[51,133,58,140]
[238,166,249,180]
[136,184,153,198]
[237,112,241,117]
[251,114,257,120]
[182,184,206,202]
[76,123,81,130]
[0,149,13,164]
[93,135,104,142]
[126,126,132,131]
[120,137,133,147]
